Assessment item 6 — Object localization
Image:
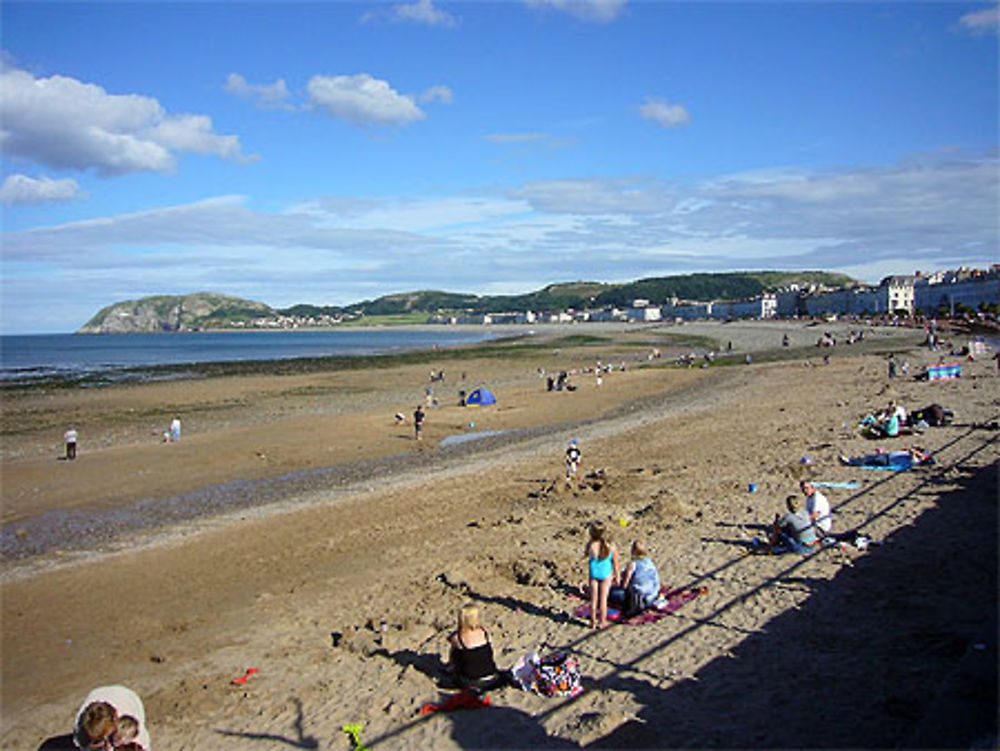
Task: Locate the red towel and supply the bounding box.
[420,689,491,715]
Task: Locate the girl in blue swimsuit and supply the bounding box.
[585,523,620,629]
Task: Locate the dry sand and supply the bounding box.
[1,320,996,749]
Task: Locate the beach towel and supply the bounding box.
[572,585,707,625]
[812,481,861,489]
[926,362,962,381]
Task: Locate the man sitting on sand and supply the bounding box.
[801,479,832,536]
[766,495,821,554]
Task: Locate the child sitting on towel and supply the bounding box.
[609,540,661,617]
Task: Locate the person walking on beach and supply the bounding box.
[64,427,78,461]
[169,416,181,442]
[565,438,582,489]
[413,405,425,441]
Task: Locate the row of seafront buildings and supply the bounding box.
[437,266,1000,325]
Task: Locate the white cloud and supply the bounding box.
[419,85,453,104]
[0,174,83,205]
[525,0,627,23]
[392,0,457,28]
[958,3,999,34]
[3,152,996,332]
[224,73,294,110]
[638,96,691,128]
[306,74,425,126]
[0,67,253,175]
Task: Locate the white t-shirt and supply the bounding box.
[75,685,151,750]
[806,490,832,533]
[65,429,78,443]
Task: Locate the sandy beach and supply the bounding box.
[2,320,997,749]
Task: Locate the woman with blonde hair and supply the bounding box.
[446,603,505,691]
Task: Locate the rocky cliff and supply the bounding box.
[77,293,274,334]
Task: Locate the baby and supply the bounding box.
[112,714,143,750]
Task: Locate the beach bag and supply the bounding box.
[532,651,583,697]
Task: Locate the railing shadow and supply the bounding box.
[586,456,997,748]
[361,425,996,749]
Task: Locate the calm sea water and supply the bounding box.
[0,329,500,385]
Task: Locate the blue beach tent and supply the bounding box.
[465,387,497,407]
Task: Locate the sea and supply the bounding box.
[0,329,502,386]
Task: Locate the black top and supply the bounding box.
[452,630,498,680]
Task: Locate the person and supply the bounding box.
[565,438,582,488]
[169,417,181,442]
[446,603,506,691]
[859,404,899,438]
[766,495,821,554]
[888,354,897,379]
[839,446,933,469]
[585,522,620,629]
[800,479,832,536]
[910,403,953,427]
[64,427,78,461]
[111,715,141,749]
[413,405,425,440]
[609,540,661,615]
[73,685,150,750]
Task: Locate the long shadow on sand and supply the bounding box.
[581,444,997,749]
[215,696,319,749]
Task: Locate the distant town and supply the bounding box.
[234,265,999,330]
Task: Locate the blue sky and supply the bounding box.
[1,0,997,334]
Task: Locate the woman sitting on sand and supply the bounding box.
[859,403,901,438]
[446,603,506,691]
[585,522,620,629]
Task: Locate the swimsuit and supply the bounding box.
[589,552,613,581]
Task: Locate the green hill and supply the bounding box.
[78,293,274,333]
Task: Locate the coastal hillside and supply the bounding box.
[346,272,854,315]
[77,271,856,332]
[78,293,273,334]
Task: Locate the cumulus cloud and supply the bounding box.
[224,73,294,110]
[0,174,83,205]
[638,96,691,128]
[525,0,627,23]
[958,3,999,34]
[0,67,253,175]
[306,74,425,126]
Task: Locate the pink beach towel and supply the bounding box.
[572,586,707,625]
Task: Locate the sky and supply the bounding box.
[1,0,997,334]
